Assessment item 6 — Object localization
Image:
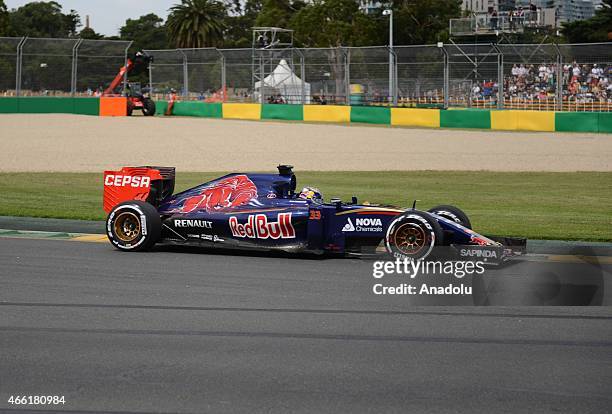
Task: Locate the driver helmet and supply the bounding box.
[298,187,322,202]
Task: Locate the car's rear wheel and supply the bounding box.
[428,204,471,229]
[106,201,161,251]
[385,211,442,260]
[142,98,156,116]
[127,100,134,116]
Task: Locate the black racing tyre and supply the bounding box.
[385,211,443,261]
[127,100,134,116]
[142,99,156,116]
[106,201,161,251]
[427,204,472,229]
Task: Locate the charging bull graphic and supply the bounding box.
[177,174,258,213]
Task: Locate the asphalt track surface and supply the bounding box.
[1,237,612,414]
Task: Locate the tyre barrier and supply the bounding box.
[155,101,612,133]
[0,97,610,132]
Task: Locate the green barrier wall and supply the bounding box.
[19,97,75,113]
[73,98,100,116]
[350,106,391,124]
[0,97,100,115]
[440,109,491,129]
[155,100,168,116]
[0,97,610,133]
[171,101,222,118]
[150,100,611,133]
[261,104,303,121]
[598,113,612,133]
[0,97,20,113]
[555,112,599,133]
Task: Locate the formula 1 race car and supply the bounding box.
[102,165,526,263]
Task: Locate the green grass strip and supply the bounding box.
[0,171,610,241]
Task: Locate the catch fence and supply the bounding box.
[145,41,612,112]
[0,37,131,97]
[0,36,610,111]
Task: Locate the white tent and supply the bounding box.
[254,59,311,104]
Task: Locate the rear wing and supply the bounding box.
[103,166,175,213]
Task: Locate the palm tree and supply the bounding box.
[167,0,227,48]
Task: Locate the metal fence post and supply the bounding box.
[292,47,306,104]
[300,52,305,104]
[220,52,226,102]
[259,51,264,104]
[440,44,449,109]
[344,47,350,105]
[492,43,503,109]
[15,37,27,97]
[389,47,398,106]
[123,41,133,94]
[148,61,153,95]
[71,39,83,96]
[178,49,188,98]
[553,43,563,111]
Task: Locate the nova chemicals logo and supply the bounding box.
[342,218,355,232]
[342,217,383,232]
[229,213,295,239]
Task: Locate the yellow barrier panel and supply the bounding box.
[303,105,351,123]
[222,103,261,120]
[492,110,555,131]
[390,108,440,128]
[490,110,518,130]
[517,111,555,132]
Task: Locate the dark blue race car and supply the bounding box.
[102,165,525,263]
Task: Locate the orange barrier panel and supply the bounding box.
[100,97,127,116]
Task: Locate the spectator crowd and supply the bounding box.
[469,62,612,104]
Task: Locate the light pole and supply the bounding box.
[383,9,393,104]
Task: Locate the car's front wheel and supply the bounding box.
[428,204,471,229]
[385,211,442,261]
[106,201,161,251]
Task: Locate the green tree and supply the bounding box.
[79,26,103,40]
[8,1,80,37]
[289,0,382,47]
[223,0,262,48]
[391,0,461,45]
[562,0,612,43]
[62,8,80,37]
[0,0,9,36]
[120,14,168,50]
[256,0,303,28]
[167,0,226,48]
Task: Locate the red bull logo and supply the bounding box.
[229,213,295,239]
[181,174,258,213]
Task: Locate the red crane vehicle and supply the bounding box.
[103,51,156,116]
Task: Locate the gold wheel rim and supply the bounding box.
[394,223,427,255]
[113,212,141,242]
